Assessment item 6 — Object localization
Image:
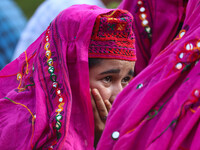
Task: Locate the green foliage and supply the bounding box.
[15,0,43,18]
[106,2,121,8]
[15,0,121,19]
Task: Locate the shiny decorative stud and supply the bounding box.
[55,121,62,130]
[142,20,148,26]
[179,30,186,39]
[45,35,49,42]
[175,63,183,70]
[193,89,200,97]
[52,82,58,88]
[59,97,63,102]
[179,52,184,59]
[17,73,22,80]
[44,42,50,50]
[56,114,63,121]
[112,131,120,140]
[145,27,151,33]
[137,0,143,5]
[136,83,143,89]
[185,43,193,51]
[140,7,145,12]
[47,58,53,66]
[45,50,51,59]
[196,41,200,49]
[140,13,146,19]
[56,89,61,95]
[48,66,55,74]
[56,108,63,113]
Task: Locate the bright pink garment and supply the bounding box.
[119,0,186,74]
[98,0,200,149]
[0,5,125,150]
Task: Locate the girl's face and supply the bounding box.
[89,59,135,104]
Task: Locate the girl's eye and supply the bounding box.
[102,76,112,83]
[122,76,131,85]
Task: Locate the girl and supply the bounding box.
[0,4,136,149]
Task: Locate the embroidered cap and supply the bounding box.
[88,9,136,61]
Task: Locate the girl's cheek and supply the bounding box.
[99,86,111,101]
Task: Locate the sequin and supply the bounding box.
[56,114,63,121]
[45,36,49,42]
[136,83,143,89]
[17,73,22,80]
[179,52,184,59]
[48,66,55,73]
[137,0,143,5]
[50,73,57,82]
[59,97,63,102]
[56,108,63,113]
[196,41,200,49]
[140,13,146,19]
[142,20,148,26]
[179,30,185,38]
[52,82,58,88]
[140,7,145,13]
[112,131,120,140]
[45,50,51,59]
[185,43,193,51]
[56,121,62,130]
[49,146,53,150]
[47,58,53,66]
[194,89,200,97]
[175,63,182,69]
[145,27,151,33]
[56,89,61,95]
[44,42,50,50]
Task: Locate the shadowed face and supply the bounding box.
[89,59,135,104]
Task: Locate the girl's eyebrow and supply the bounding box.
[99,69,120,75]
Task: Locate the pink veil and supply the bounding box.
[98,0,200,149]
[0,4,113,150]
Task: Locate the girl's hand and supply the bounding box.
[90,88,112,147]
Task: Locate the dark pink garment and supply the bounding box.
[119,0,186,75]
[0,5,114,150]
[98,0,200,149]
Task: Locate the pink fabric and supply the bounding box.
[118,0,186,75]
[0,5,119,150]
[98,0,200,149]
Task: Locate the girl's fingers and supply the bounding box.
[91,88,108,122]
[90,89,102,124]
[104,100,112,112]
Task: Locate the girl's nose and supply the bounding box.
[109,84,123,104]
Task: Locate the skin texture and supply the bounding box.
[89,59,135,147]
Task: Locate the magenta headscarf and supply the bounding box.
[0,5,135,150]
[97,0,200,150]
[118,0,187,75]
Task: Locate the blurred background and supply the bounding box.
[0,0,122,70]
[15,0,122,18]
